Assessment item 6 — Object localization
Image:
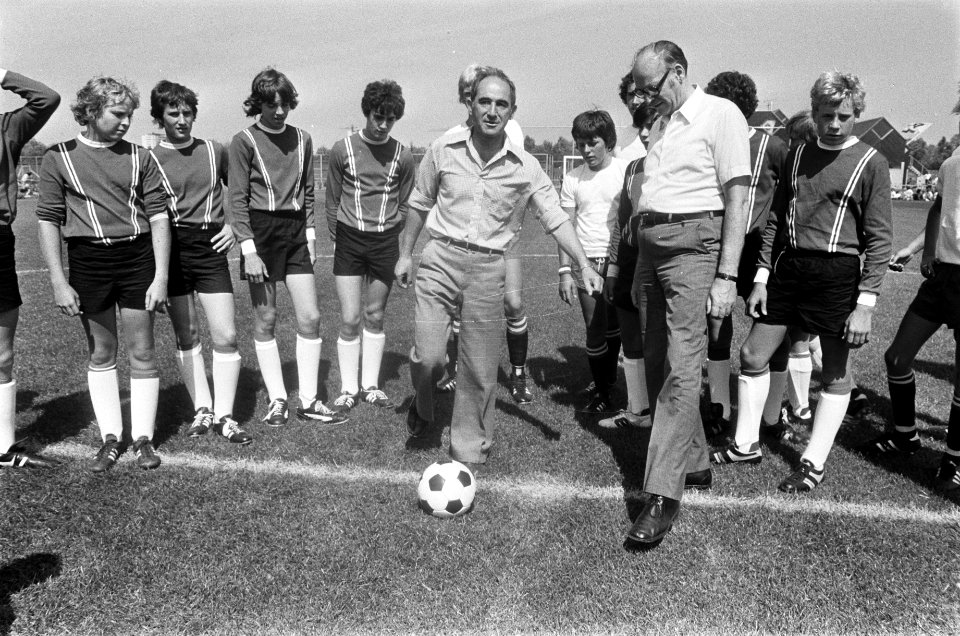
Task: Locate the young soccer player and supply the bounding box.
[229,68,345,427]
[37,77,170,471]
[326,80,415,412]
[864,89,960,494]
[711,71,892,493]
[438,63,534,404]
[559,110,626,414]
[150,80,251,444]
[702,71,788,440]
[0,68,59,469]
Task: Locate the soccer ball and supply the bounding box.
[417,460,476,519]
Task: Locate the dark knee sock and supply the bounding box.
[887,370,916,433]
[604,333,622,388]
[947,395,960,453]
[506,327,528,372]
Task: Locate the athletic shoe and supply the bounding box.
[362,387,393,408]
[0,449,56,469]
[214,416,253,445]
[579,391,613,414]
[262,398,288,427]
[509,373,533,404]
[761,419,806,444]
[132,436,161,470]
[333,391,358,412]
[788,404,813,425]
[436,372,457,393]
[934,455,960,493]
[778,459,824,493]
[597,409,651,430]
[704,403,730,439]
[861,431,921,456]
[846,387,869,418]
[186,407,214,437]
[710,442,762,465]
[91,435,121,473]
[297,399,349,425]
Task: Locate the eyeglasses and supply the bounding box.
[632,69,673,100]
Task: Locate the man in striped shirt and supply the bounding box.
[712,71,892,495]
[326,80,415,412]
[0,68,59,469]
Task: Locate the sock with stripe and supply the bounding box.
[360,329,385,390]
[707,358,732,419]
[801,390,850,470]
[622,357,649,415]
[297,334,322,407]
[764,369,789,425]
[506,316,528,373]
[887,370,917,435]
[0,380,15,454]
[255,338,287,402]
[88,365,123,442]
[130,369,160,441]
[176,344,212,411]
[734,370,769,450]
[337,335,361,395]
[212,350,241,420]
[587,343,609,394]
[787,352,812,412]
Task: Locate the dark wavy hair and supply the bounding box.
[70,76,139,126]
[150,80,198,126]
[243,68,299,117]
[572,110,617,150]
[705,71,759,119]
[618,72,634,103]
[361,80,405,118]
[470,67,516,107]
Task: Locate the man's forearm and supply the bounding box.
[921,196,943,259]
[551,221,590,270]
[718,177,750,276]
[400,206,429,257]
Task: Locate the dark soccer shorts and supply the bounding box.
[240,210,313,282]
[757,250,861,338]
[737,231,763,300]
[908,262,960,330]
[169,225,233,296]
[612,239,638,314]
[573,256,609,291]
[0,228,22,312]
[68,234,156,313]
[333,221,400,284]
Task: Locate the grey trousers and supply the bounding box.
[410,240,505,463]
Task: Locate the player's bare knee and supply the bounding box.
[174,324,200,350]
[364,307,385,332]
[210,326,237,352]
[297,311,320,337]
[340,315,362,339]
[739,343,768,373]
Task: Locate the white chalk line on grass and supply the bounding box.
[44,441,960,526]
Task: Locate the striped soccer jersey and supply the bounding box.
[152,138,228,230]
[325,132,415,236]
[228,122,314,245]
[759,138,892,295]
[36,136,168,243]
[745,129,787,235]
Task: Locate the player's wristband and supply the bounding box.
[558,266,572,276]
[753,268,770,285]
[715,272,738,283]
[240,239,258,255]
[856,293,877,307]
[306,227,316,241]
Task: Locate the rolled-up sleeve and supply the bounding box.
[528,165,567,233]
[407,144,440,213]
[714,107,752,186]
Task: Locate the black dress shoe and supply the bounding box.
[684,468,712,490]
[625,494,680,545]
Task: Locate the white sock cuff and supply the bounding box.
[212,350,241,363]
[255,339,278,351]
[88,364,118,374]
[338,335,361,346]
[297,334,322,345]
[789,354,812,372]
[362,329,385,342]
[177,343,203,360]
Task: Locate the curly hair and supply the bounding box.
[571,110,617,151]
[470,66,516,107]
[361,80,405,119]
[457,63,487,105]
[705,71,759,119]
[150,80,198,126]
[618,72,634,104]
[810,71,865,116]
[785,110,817,146]
[70,76,140,126]
[242,68,299,117]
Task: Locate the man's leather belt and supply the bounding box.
[639,210,725,227]
[437,237,504,255]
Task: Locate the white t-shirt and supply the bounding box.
[615,128,647,163]
[936,146,960,265]
[560,157,627,258]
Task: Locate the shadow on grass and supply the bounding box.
[527,345,591,401]
[494,397,560,441]
[0,552,61,636]
[912,358,955,384]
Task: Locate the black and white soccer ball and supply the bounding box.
[417,460,476,519]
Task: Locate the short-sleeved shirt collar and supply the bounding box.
[671,85,708,124]
[442,125,523,166]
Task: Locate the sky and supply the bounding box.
[1,0,957,150]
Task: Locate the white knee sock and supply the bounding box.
[707,358,732,418]
[361,329,386,390]
[297,334,322,406]
[734,372,770,449]
[623,357,649,414]
[212,350,241,420]
[337,335,361,395]
[130,373,159,441]
[802,391,850,470]
[764,370,789,425]
[0,380,15,453]
[88,365,123,441]
[176,344,212,411]
[788,352,812,411]
[254,338,286,401]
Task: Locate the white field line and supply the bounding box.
[45,441,960,526]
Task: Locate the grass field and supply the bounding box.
[1,199,958,635]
